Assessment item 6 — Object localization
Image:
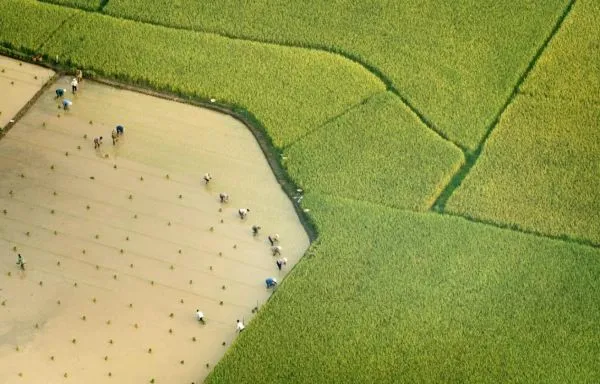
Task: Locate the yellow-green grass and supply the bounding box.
[0,0,385,148]
[0,0,75,51]
[521,0,600,105]
[100,0,570,150]
[446,1,600,245]
[207,193,600,383]
[39,0,101,11]
[284,92,464,211]
[446,94,600,245]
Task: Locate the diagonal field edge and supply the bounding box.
[98,0,109,12]
[311,190,600,250]
[36,19,70,52]
[281,90,386,150]
[431,0,576,212]
[35,0,465,153]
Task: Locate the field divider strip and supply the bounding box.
[518,89,600,107]
[430,0,576,213]
[281,90,385,150]
[311,190,600,250]
[0,72,59,137]
[438,211,600,249]
[36,19,70,52]
[31,0,461,153]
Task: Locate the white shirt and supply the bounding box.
[196,311,204,320]
[236,321,245,331]
[71,78,78,87]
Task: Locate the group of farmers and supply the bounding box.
[44,70,288,336]
[55,69,82,111]
[194,177,290,332]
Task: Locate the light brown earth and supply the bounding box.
[0,72,309,383]
[0,56,55,130]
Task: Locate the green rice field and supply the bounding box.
[447,0,600,245]
[2,0,599,382]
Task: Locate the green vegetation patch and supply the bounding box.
[207,193,600,383]
[284,92,464,211]
[0,0,76,52]
[38,0,102,11]
[4,0,385,148]
[446,95,600,244]
[105,0,569,150]
[447,2,600,245]
[522,0,600,104]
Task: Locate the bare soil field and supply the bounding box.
[0,56,55,130]
[0,73,309,383]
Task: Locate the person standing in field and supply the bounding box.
[111,128,118,145]
[55,88,66,99]
[94,136,103,149]
[196,309,205,324]
[236,319,245,333]
[16,254,26,270]
[71,78,78,94]
[75,69,83,83]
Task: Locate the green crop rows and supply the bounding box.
[39,0,101,11]
[447,0,600,245]
[2,0,599,382]
[284,92,464,211]
[101,0,570,150]
[207,193,600,383]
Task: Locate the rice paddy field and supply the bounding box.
[1,0,599,382]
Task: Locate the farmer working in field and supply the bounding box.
[111,128,118,145]
[266,277,277,289]
[196,309,205,324]
[236,319,245,333]
[16,254,26,270]
[116,125,124,135]
[62,99,72,111]
[55,88,66,98]
[71,78,78,93]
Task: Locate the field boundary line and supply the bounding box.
[431,0,576,212]
[518,89,600,107]
[98,0,109,12]
[438,211,600,250]
[314,191,600,250]
[30,0,463,153]
[282,90,385,150]
[36,19,70,52]
[0,72,59,138]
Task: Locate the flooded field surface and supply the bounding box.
[0,73,309,383]
[0,56,54,129]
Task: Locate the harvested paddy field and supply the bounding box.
[0,74,309,383]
